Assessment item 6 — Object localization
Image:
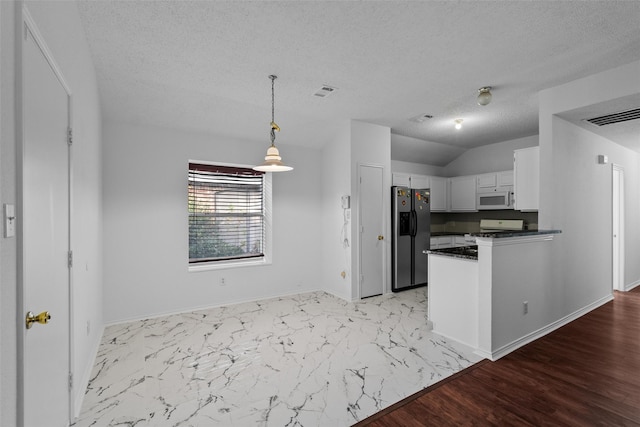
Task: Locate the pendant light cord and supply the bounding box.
[270,75,277,147]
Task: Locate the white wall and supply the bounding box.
[0,2,16,424]
[321,122,352,300]
[350,121,391,298]
[443,135,538,176]
[539,60,640,321]
[103,122,323,322]
[1,1,104,423]
[390,160,445,177]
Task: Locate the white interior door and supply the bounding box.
[612,165,624,291]
[21,14,71,426]
[359,164,385,298]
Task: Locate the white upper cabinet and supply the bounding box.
[410,175,430,190]
[477,173,497,190]
[514,146,540,211]
[392,173,429,189]
[392,173,411,187]
[449,175,477,212]
[477,171,513,192]
[429,176,448,212]
[497,170,514,188]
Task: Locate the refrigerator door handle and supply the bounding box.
[410,210,417,237]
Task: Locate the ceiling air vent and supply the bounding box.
[409,113,434,123]
[584,108,640,126]
[313,85,338,98]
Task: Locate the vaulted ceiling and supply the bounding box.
[77,1,640,166]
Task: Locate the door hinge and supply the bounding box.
[67,127,73,145]
[68,251,73,268]
[68,372,73,391]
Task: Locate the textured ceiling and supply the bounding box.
[76,1,640,166]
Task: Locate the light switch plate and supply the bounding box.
[4,204,15,238]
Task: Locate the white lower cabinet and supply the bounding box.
[453,236,473,247]
[430,236,453,249]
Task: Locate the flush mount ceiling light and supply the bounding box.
[253,75,293,173]
[477,86,492,106]
[454,118,463,130]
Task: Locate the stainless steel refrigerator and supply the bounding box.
[391,186,430,291]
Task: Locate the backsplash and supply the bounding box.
[431,211,539,233]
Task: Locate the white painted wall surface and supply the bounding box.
[0,3,13,424]
[321,122,352,300]
[390,160,445,177]
[350,121,391,298]
[539,60,640,315]
[443,135,538,176]
[1,2,104,422]
[102,122,323,322]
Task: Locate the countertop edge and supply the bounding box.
[469,229,562,239]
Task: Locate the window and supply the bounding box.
[188,163,267,265]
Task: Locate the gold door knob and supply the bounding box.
[25,311,51,329]
[378,235,384,240]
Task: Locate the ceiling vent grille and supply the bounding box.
[584,108,640,126]
[313,85,338,98]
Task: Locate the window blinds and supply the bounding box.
[188,163,265,263]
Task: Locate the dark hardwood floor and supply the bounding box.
[355,287,640,426]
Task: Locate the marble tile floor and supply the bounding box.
[72,288,481,427]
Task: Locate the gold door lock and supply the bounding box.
[25,311,51,329]
[378,235,384,240]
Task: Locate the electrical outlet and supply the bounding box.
[220,277,226,286]
[523,301,529,315]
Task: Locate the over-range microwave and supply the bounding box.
[477,191,513,210]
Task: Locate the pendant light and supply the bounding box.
[253,75,293,172]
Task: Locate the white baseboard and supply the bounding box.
[626,279,640,292]
[73,325,105,419]
[481,294,614,361]
[104,288,326,327]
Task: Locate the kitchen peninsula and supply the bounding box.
[427,229,561,361]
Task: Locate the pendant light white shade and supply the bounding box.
[254,75,293,172]
[253,145,293,172]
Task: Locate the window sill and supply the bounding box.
[188,257,271,273]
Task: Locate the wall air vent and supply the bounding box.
[313,85,338,98]
[584,108,640,126]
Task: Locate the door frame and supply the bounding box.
[17,6,75,424]
[357,163,386,299]
[612,163,624,292]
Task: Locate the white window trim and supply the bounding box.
[188,160,272,273]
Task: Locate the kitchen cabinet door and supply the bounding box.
[449,176,477,212]
[429,176,448,212]
[410,174,430,190]
[392,173,411,187]
[430,236,453,249]
[497,170,514,188]
[477,173,497,189]
[514,147,539,211]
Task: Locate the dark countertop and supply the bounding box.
[430,231,469,237]
[469,229,562,238]
[425,245,478,260]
